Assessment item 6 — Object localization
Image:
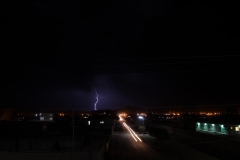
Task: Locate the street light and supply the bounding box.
[138,116,144,126]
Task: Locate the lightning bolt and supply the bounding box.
[94,90,99,110]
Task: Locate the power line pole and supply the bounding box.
[72,107,75,160]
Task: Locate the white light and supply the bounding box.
[88,121,90,125]
[197,123,200,125]
[84,117,88,118]
[138,116,143,119]
[212,124,215,126]
[100,121,104,124]
[40,113,41,115]
[119,116,123,121]
[204,123,207,125]
[221,125,224,127]
[35,114,38,116]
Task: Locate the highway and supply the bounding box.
[109,117,219,160]
[110,118,169,160]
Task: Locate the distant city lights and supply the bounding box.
[119,113,127,117]
[161,112,221,116]
[164,113,180,116]
[137,113,147,116]
[201,112,221,116]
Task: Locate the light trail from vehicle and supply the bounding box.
[123,122,142,142]
[123,123,138,141]
[127,125,142,142]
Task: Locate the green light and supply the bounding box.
[221,125,224,127]
[204,123,207,125]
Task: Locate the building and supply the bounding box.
[38,113,54,121]
[196,122,240,135]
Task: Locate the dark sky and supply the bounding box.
[1,0,240,111]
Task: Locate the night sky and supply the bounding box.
[1,0,240,111]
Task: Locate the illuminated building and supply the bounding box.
[39,113,54,121]
[196,122,240,135]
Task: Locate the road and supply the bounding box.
[109,118,219,160]
[110,120,169,160]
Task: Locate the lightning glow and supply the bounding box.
[94,90,99,110]
[93,90,107,110]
